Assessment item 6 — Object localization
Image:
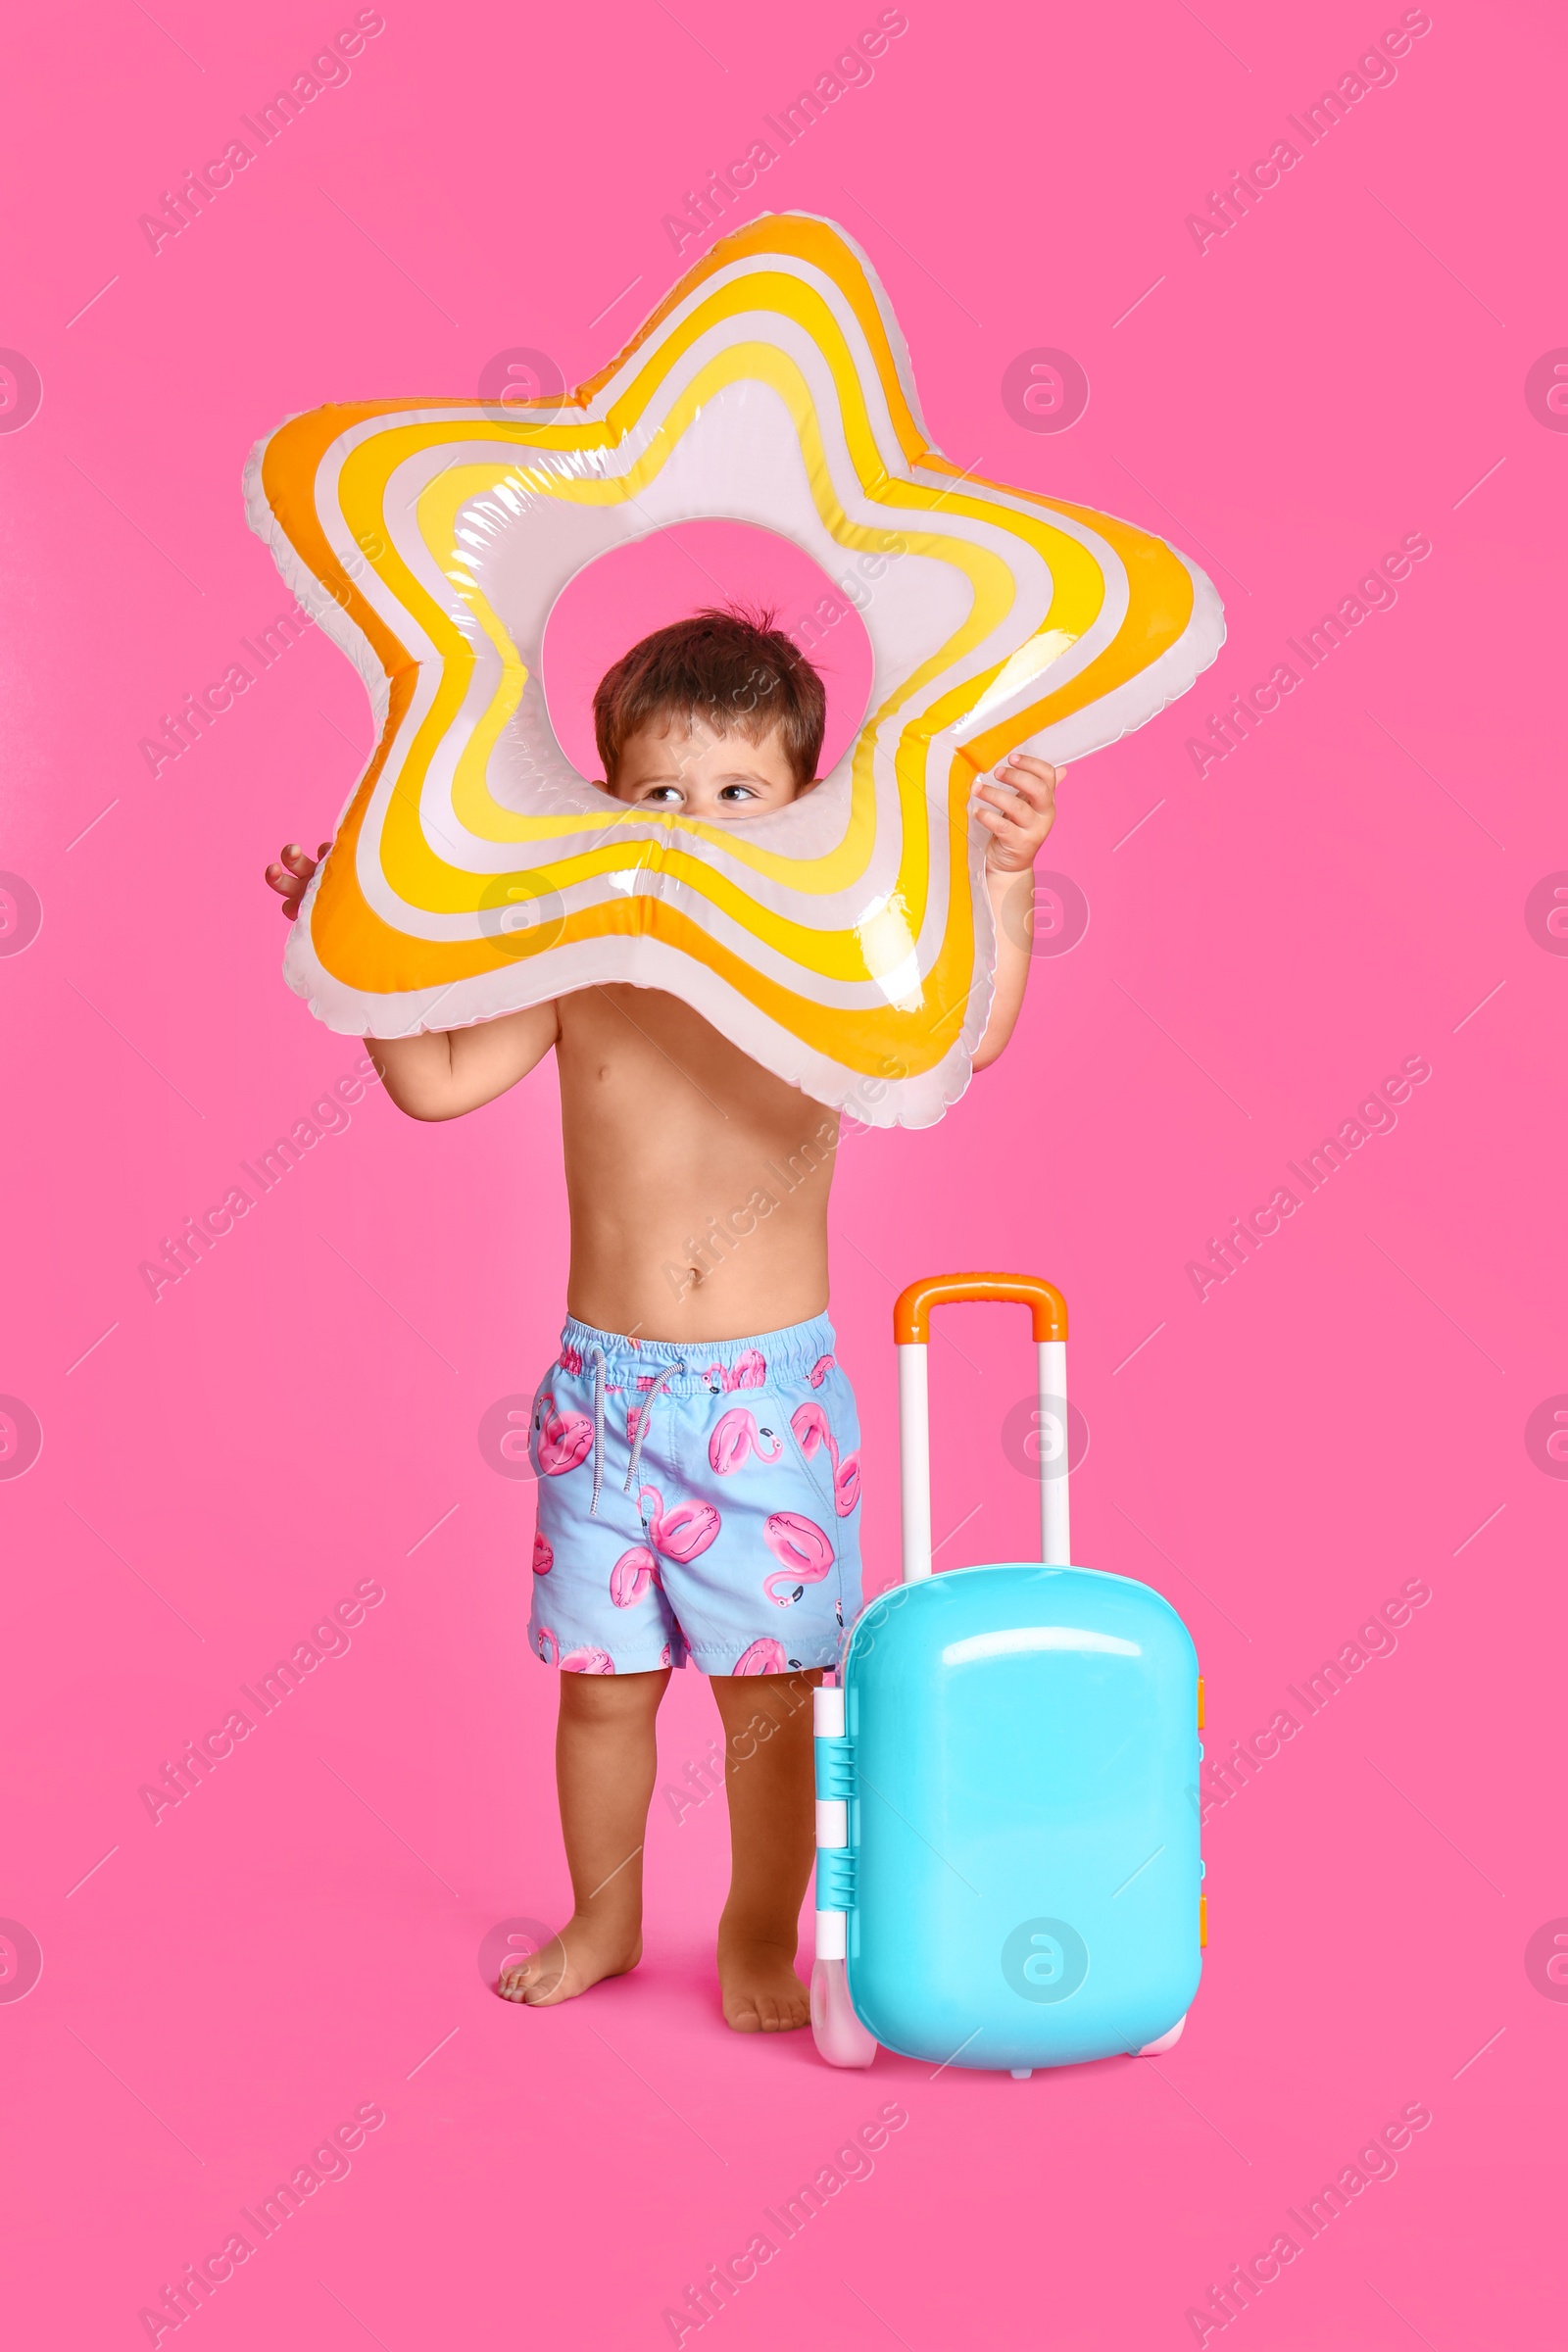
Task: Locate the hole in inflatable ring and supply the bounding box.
[539,518,875,783]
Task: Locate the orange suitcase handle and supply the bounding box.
[894,1272,1069,1345]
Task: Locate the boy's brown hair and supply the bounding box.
[593,605,825,789]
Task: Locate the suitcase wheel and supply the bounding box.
[809,1956,878,2069]
[1135,2013,1187,2056]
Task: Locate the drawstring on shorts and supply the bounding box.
[586,1349,684,1517]
[625,1360,681,1499]
[588,1348,608,1518]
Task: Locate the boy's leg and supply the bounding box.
[501,1666,671,2005]
[710,1668,823,2033]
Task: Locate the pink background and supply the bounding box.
[3,1,1564,2344]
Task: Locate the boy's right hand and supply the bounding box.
[264,840,331,921]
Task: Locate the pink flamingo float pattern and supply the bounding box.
[537,1621,615,1671]
[734,1637,789,1674]
[638,1485,721,1562]
[704,1348,766,1393]
[610,1544,662,1608]
[790,1400,861,1516]
[708,1408,784,1475]
[534,1392,593,1476]
[762,1509,836,1606]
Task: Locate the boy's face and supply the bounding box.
[604,717,812,819]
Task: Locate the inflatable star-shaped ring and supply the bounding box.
[246,212,1222,1127]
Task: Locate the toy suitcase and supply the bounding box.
[810,1273,1204,2076]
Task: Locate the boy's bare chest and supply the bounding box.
[555,986,838,1177]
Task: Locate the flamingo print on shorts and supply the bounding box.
[610,1544,661,1608]
[532,1531,554,1576]
[708,1408,783,1475]
[534,1392,593,1476]
[733,1637,790,1674]
[790,1400,861,1516]
[704,1348,766,1393]
[638,1484,721,1562]
[762,1509,835,1605]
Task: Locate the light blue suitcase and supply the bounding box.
[810,1274,1205,2075]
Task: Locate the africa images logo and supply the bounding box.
[1002,1917,1089,2003]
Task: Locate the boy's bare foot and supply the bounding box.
[497,1917,642,2006]
[717,1932,810,2033]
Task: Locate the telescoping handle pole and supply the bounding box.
[893,1273,1070,1582]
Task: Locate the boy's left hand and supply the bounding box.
[972,751,1060,873]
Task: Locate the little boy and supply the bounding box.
[265,608,1057,2032]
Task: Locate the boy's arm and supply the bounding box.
[968,753,1060,1072]
[264,836,559,1118]
[367,1005,561,1120]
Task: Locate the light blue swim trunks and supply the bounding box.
[526,1312,862,1676]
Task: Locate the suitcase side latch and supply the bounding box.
[813,1685,856,1954]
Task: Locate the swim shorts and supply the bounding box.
[526,1311,862,1676]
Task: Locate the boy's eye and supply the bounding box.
[717,784,757,803]
[644,785,682,803]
